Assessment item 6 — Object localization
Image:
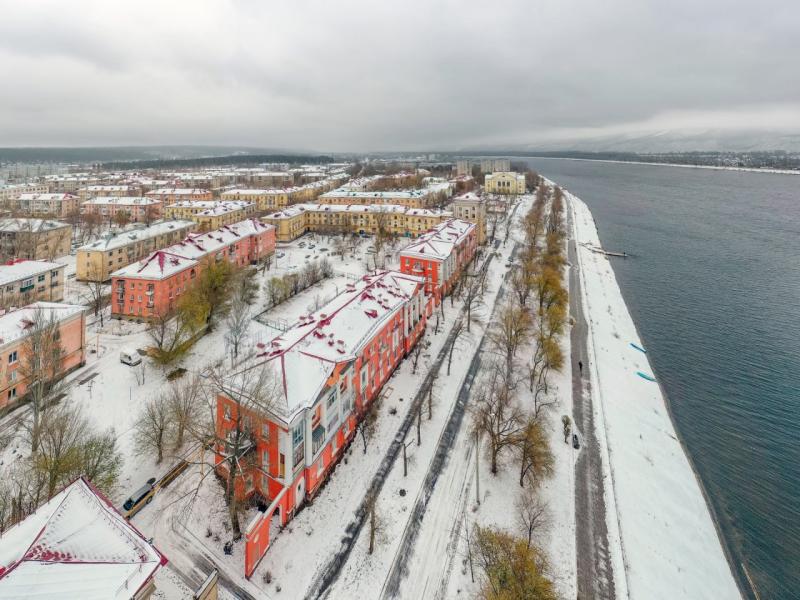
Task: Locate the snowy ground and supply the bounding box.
[567,192,741,599]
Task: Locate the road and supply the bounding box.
[378,241,519,599]
[568,200,616,600]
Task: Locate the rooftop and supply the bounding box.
[82,197,159,206]
[0,260,63,286]
[240,270,426,421]
[0,218,70,232]
[0,477,165,600]
[0,302,85,346]
[77,220,195,252]
[400,218,475,261]
[264,203,449,220]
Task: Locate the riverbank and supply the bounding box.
[568,192,741,599]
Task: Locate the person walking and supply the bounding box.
[578,360,583,374]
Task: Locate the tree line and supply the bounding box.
[467,176,567,600]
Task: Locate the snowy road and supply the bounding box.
[568,206,616,600]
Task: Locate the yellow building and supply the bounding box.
[484,172,526,195]
[78,185,141,200]
[449,192,487,244]
[0,218,72,261]
[261,203,449,242]
[76,220,196,282]
[220,189,290,211]
[317,184,450,209]
[0,260,65,308]
[164,201,257,231]
[145,188,212,203]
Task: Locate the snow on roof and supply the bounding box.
[242,270,425,421]
[77,220,195,252]
[222,188,290,196]
[400,218,475,261]
[0,477,166,600]
[15,193,76,201]
[0,218,70,233]
[263,203,449,220]
[112,218,272,280]
[145,188,210,195]
[82,197,159,206]
[81,185,137,191]
[0,260,63,286]
[167,200,252,210]
[195,202,254,217]
[0,302,85,347]
[320,187,434,200]
[451,191,482,202]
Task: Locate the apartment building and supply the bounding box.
[164,200,256,231]
[0,183,50,205]
[0,219,72,261]
[77,185,141,200]
[81,197,162,224]
[220,189,290,211]
[44,174,100,193]
[0,302,86,411]
[145,188,213,203]
[247,171,294,187]
[484,171,526,195]
[12,193,79,217]
[449,192,487,244]
[481,158,511,173]
[0,260,65,308]
[0,477,166,599]
[214,270,432,575]
[399,218,478,302]
[110,219,275,319]
[262,203,450,242]
[317,184,450,209]
[76,220,196,282]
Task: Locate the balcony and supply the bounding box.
[311,424,326,456]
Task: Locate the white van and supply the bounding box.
[120,348,142,366]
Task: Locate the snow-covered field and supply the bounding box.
[568,192,741,599]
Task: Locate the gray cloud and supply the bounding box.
[0,0,798,151]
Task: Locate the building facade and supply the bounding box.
[12,193,79,217]
[163,201,257,231]
[484,172,526,195]
[82,197,163,224]
[399,218,478,301]
[145,188,213,203]
[0,260,65,308]
[78,185,142,200]
[0,219,72,261]
[214,270,432,570]
[0,302,86,412]
[261,203,450,242]
[449,192,487,244]
[220,189,290,211]
[317,184,450,209]
[110,219,275,319]
[76,220,196,282]
[480,158,511,173]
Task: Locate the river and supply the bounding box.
[519,157,799,600]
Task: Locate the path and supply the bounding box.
[568,199,616,600]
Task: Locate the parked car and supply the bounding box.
[276,252,285,258]
[572,434,580,450]
[122,477,156,519]
[308,244,316,249]
[120,348,141,366]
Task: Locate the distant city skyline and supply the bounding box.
[1,0,798,151]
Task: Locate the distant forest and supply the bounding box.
[102,154,334,170]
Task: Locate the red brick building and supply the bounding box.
[214,270,432,575]
[110,218,275,319]
[399,218,478,304]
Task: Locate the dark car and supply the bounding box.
[122,477,157,519]
[572,434,580,450]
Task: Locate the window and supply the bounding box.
[224,406,231,420]
[8,351,17,364]
[262,450,270,472]
[279,453,285,478]
[317,458,324,476]
[37,274,45,282]
[262,423,270,441]
[326,392,336,409]
[9,388,17,400]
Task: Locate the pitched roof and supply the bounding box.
[0,477,166,600]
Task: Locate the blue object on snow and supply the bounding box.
[630,342,647,353]
[637,371,656,382]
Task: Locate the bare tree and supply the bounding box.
[359,394,381,454]
[83,265,108,327]
[446,319,467,376]
[561,415,571,444]
[365,488,387,555]
[225,295,250,361]
[515,486,550,550]
[19,307,67,453]
[471,361,523,474]
[205,363,280,539]
[167,374,204,450]
[488,301,532,380]
[134,392,172,464]
[410,337,429,375]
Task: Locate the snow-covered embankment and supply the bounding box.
[569,193,741,600]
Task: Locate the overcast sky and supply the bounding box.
[0,0,798,151]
